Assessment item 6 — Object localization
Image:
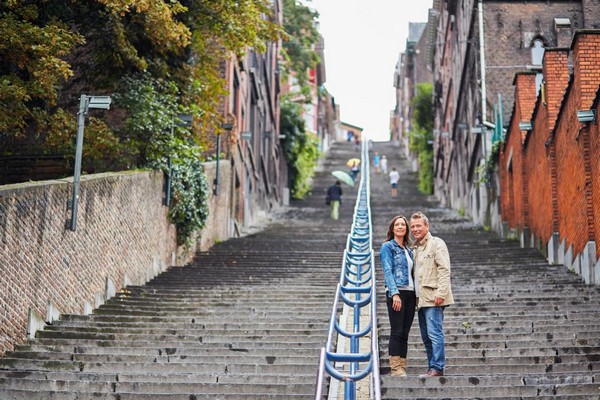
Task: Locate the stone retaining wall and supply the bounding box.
[0,161,232,355]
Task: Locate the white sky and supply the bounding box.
[306,0,433,141]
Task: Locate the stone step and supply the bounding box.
[25,338,325,350]
[14,344,322,357]
[0,357,322,374]
[35,330,326,344]
[381,381,600,399]
[42,326,328,337]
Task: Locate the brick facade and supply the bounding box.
[430,0,599,231]
[0,161,232,355]
[484,1,584,125]
[500,72,537,230]
[499,30,600,283]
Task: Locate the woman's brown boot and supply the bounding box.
[390,356,407,377]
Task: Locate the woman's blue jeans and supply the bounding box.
[417,306,446,372]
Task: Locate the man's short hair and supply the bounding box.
[410,211,429,226]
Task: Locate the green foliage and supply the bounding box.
[281,0,320,103]
[280,98,320,198]
[0,4,84,136]
[475,140,503,186]
[114,74,209,246]
[278,0,321,197]
[153,145,210,247]
[1,0,285,246]
[409,82,434,195]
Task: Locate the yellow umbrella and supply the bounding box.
[346,158,361,168]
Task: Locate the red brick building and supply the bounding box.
[429,0,600,232]
[499,30,600,284]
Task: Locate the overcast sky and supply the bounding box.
[306,0,433,141]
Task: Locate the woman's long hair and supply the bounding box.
[385,215,411,246]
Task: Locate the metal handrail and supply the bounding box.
[314,138,381,400]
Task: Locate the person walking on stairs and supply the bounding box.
[380,215,416,377]
[410,211,454,377]
[326,180,342,220]
[389,167,400,197]
[380,155,388,174]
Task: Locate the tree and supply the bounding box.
[409,82,434,194]
[0,0,284,245]
[0,4,84,138]
[281,0,320,102]
[278,0,321,199]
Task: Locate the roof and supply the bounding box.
[408,22,427,43]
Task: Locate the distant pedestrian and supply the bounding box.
[373,152,381,174]
[326,180,342,220]
[380,215,416,377]
[350,161,360,182]
[389,167,400,197]
[381,155,388,174]
[410,211,454,377]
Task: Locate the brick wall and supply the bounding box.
[524,102,553,245]
[523,49,571,247]
[484,1,584,124]
[591,98,600,257]
[499,30,600,271]
[554,89,589,255]
[0,160,232,355]
[500,73,537,230]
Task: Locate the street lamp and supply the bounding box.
[214,123,233,195]
[67,94,111,231]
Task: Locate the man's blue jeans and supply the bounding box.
[418,306,446,372]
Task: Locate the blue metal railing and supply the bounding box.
[314,138,381,400]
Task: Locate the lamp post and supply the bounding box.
[214,123,233,195]
[67,94,111,231]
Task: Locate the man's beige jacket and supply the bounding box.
[413,232,455,309]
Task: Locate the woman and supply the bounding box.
[326,180,342,220]
[380,215,416,377]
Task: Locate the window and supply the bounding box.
[531,39,545,94]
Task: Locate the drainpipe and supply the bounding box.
[478,0,488,158]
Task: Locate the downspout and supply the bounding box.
[478,0,488,158]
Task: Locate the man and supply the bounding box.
[410,211,454,377]
[389,167,400,197]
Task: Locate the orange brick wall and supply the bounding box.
[554,90,590,256]
[591,102,600,258]
[500,31,600,262]
[500,73,537,230]
[523,49,571,247]
[523,106,553,244]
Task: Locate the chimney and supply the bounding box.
[542,48,570,132]
[571,30,600,110]
[513,72,538,143]
[554,18,573,48]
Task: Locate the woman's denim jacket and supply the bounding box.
[380,240,414,298]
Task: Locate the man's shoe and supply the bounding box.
[419,369,444,377]
[427,369,443,377]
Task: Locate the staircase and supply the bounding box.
[1,140,599,399]
[368,142,600,399]
[0,143,361,399]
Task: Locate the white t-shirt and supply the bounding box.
[389,170,400,185]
